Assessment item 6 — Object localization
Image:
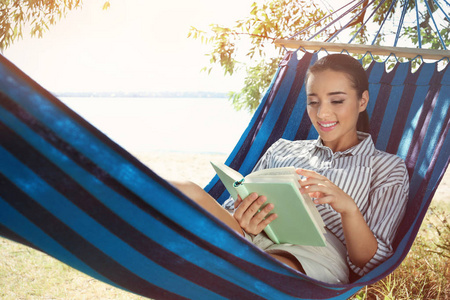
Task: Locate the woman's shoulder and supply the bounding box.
[371,149,409,187]
[372,149,406,168]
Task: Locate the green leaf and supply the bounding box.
[0,0,84,49]
[103,1,111,10]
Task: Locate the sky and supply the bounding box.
[3,0,255,94]
[4,1,449,95]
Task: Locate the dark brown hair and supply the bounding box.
[305,54,370,133]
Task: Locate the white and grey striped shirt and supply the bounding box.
[251,132,409,276]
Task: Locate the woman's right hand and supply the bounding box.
[233,193,278,235]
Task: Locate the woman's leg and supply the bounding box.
[170,180,244,236]
[269,253,305,273]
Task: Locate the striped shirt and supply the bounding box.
[251,132,409,276]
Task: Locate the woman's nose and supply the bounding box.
[317,104,332,118]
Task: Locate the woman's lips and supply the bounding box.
[318,121,338,131]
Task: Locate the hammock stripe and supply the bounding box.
[0,50,449,299]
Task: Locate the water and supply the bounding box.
[60,97,252,154]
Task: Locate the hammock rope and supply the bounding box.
[436,0,450,22]
[415,0,422,48]
[278,0,450,60]
[370,0,397,46]
[287,0,361,41]
[348,0,386,44]
[306,0,367,42]
[328,0,376,43]
[394,0,409,47]
[424,0,448,50]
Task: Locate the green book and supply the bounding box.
[211,162,327,247]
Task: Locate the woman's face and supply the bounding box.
[306,69,368,152]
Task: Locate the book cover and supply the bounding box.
[211,162,327,247]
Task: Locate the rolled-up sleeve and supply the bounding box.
[348,162,409,276]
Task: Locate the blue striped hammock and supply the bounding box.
[0,50,448,299]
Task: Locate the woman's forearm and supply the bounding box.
[341,208,378,268]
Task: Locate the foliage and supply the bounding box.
[189,0,450,112]
[189,0,334,111]
[0,0,111,51]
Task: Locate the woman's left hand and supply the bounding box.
[297,169,358,215]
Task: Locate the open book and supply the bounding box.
[211,162,327,247]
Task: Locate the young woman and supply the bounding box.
[172,54,409,284]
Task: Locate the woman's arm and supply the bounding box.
[298,169,378,268]
[340,205,377,268]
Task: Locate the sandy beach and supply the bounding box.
[132,150,450,203]
[131,151,228,187]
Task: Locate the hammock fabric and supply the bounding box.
[0,50,448,299]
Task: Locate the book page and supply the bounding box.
[248,166,298,177]
[210,162,243,201]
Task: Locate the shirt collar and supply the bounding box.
[314,132,376,157]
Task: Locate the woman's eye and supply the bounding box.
[307,100,319,105]
[331,100,344,104]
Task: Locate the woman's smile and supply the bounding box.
[318,121,338,131]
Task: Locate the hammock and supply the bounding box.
[1,49,449,299]
[1,1,449,299]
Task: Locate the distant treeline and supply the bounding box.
[55,91,228,98]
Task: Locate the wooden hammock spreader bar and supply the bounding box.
[274,39,450,60]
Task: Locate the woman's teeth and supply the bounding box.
[320,122,337,128]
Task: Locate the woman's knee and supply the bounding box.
[170,180,196,193]
[170,180,209,202]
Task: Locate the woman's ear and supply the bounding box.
[359,90,369,112]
